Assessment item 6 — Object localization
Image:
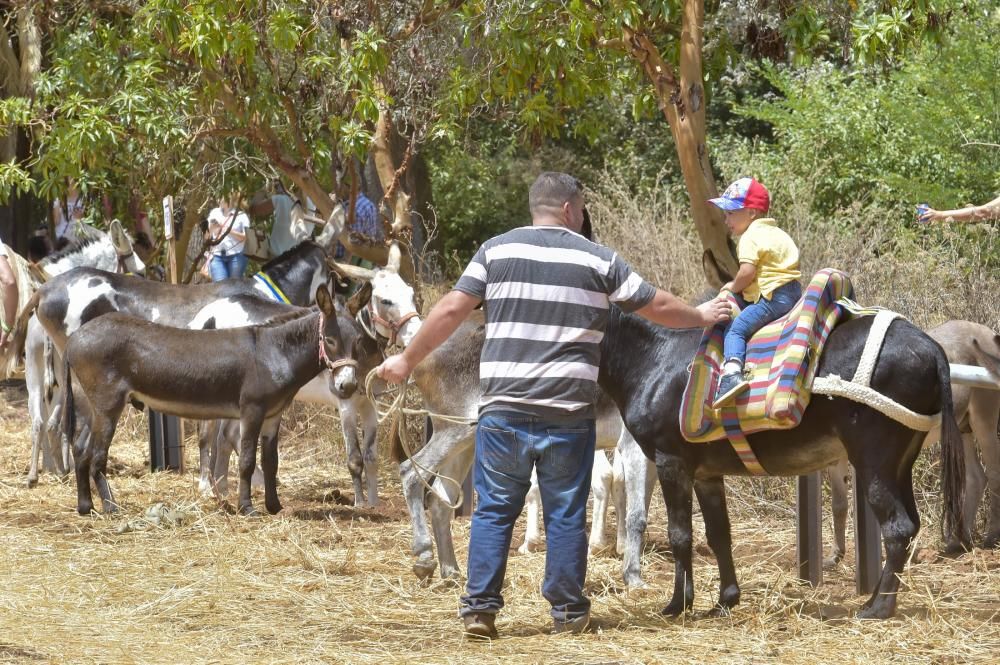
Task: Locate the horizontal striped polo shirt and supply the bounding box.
[453,225,656,419]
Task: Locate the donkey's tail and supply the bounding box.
[4,288,41,378]
[935,342,966,548]
[389,411,409,463]
[62,354,76,462]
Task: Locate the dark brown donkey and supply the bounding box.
[62,285,349,517]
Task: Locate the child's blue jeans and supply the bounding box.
[724,280,803,366]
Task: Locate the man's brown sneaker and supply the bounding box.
[552,612,591,634]
[462,612,498,640]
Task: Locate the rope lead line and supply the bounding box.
[364,367,477,511]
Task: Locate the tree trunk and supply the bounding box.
[369,108,416,281]
[623,1,737,286]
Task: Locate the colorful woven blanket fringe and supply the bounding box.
[680,269,876,473]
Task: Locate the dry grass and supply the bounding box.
[1,378,999,665]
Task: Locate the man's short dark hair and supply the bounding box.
[529,172,583,214]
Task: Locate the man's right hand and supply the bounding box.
[697,295,732,327]
[376,354,413,385]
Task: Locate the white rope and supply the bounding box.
[852,310,899,385]
[812,309,941,431]
[812,375,941,431]
[364,367,476,510]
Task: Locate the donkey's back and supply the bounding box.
[65,312,308,421]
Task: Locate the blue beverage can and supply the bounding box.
[916,203,930,223]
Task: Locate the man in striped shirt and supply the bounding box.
[377,172,730,639]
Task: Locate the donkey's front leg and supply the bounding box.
[694,477,740,615]
[338,398,365,506]
[359,397,380,508]
[657,453,695,616]
[259,415,284,515]
[237,409,265,516]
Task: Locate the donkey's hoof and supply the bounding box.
[856,605,893,620]
[239,504,259,517]
[77,503,95,517]
[265,500,283,515]
[661,599,691,617]
[26,476,38,489]
[102,503,120,515]
[413,559,437,580]
[982,532,1000,550]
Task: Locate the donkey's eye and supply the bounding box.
[380,298,393,306]
[324,336,339,347]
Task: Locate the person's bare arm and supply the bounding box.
[921,195,1000,223]
[377,290,481,384]
[0,255,19,348]
[635,289,731,329]
[721,262,757,295]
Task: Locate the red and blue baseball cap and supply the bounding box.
[708,177,770,212]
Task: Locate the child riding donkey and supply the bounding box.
[710,178,802,407]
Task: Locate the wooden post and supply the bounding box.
[149,196,184,473]
[854,466,882,595]
[796,472,823,586]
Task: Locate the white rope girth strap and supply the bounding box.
[812,310,941,431]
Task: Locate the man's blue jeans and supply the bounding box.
[460,412,596,622]
[209,252,249,282]
[724,280,803,365]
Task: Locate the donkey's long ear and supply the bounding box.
[702,249,733,288]
[109,219,129,251]
[316,283,336,317]
[346,281,373,318]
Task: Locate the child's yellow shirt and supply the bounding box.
[737,218,801,303]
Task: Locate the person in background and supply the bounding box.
[52,181,85,244]
[0,237,19,349]
[376,171,731,639]
[206,195,251,281]
[333,181,381,263]
[918,194,1000,224]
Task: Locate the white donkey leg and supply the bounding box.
[618,431,656,589]
[519,468,544,554]
[338,398,365,506]
[359,397,380,508]
[25,319,50,486]
[399,422,474,580]
[587,452,613,555]
[197,420,217,495]
[429,448,475,580]
[825,457,850,567]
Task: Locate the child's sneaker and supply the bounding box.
[713,373,748,408]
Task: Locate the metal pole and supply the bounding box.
[796,472,823,586]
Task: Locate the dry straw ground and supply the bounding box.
[1,180,998,664]
[2,385,999,665]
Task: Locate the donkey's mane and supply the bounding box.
[254,306,316,329]
[38,236,104,266]
[260,240,323,272]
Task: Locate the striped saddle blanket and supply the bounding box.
[680,268,866,443]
